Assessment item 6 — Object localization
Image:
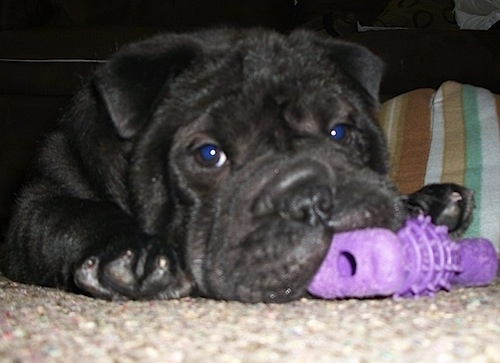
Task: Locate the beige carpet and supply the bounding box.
[1,273,499,363]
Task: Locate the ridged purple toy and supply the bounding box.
[308,216,498,299]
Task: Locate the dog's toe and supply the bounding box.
[101,249,139,296]
[139,255,180,297]
[74,257,116,300]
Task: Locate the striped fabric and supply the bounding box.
[379,81,500,250]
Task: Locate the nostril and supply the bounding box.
[252,193,275,217]
[312,184,333,212]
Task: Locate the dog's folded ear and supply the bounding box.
[323,38,383,102]
[92,34,203,139]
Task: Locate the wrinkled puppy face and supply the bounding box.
[111,30,406,302]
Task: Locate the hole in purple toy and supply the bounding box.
[338,251,357,277]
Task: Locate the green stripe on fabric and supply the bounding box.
[461,85,482,237]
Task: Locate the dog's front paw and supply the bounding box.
[74,242,194,300]
[406,183,475,236]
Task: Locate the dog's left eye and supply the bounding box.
[195,144,228,168]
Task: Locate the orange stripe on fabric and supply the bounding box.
[385,93,407,181]
[392,90,433,194]
[441,82,465,185]
[379,93,404,169]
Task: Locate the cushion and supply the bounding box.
[379,81,500,250]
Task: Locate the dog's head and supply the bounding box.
[92,29,406,302]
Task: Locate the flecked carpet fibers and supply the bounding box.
[1,273,499,362]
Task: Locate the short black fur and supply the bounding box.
[1,29,474,302]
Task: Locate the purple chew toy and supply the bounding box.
[308,215,498,299]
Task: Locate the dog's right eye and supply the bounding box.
[329,124,349,141]
[195,144,228,168]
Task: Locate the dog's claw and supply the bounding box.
[85,257,96,267]
[157,255,168,269]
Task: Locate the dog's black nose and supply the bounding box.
[278,183,333,226]
[252,162,334,227]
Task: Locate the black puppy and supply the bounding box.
[1,29,473,302]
